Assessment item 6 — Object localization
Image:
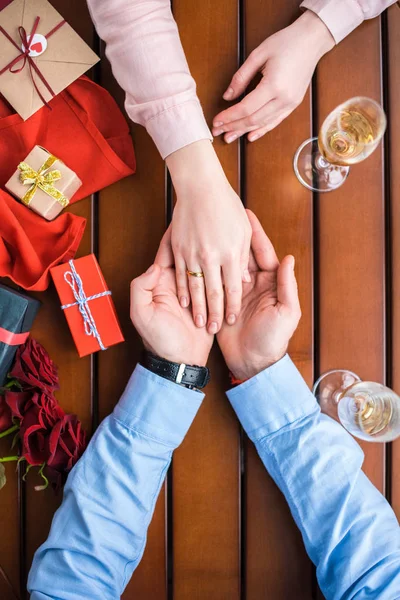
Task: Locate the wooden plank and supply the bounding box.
[387,4,400,517]
[24,0,94,589]
[316,19,385,492]
[243,2,314,598]
[0,435,19,599]
[171,1,241,598]
[97,44,168,600]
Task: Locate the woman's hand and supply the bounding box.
[212,10,335,143]
[164,140,252,335]
[217,210,301,380]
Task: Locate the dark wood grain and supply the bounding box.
[171,1,241,598]
[387,4,400,517]
[243,2,314,598]
[315,19,385,492]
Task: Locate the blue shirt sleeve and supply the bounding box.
[227,354,400,600]
[28,365,204,600]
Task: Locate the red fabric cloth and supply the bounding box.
[0,76,136,199]
[0,190,85,291]
[0,76,136,291]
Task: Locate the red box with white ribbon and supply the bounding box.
[50,254,124,357]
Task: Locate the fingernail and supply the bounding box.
[249,134,260,142]
[243,269,251,283]
[146,264,155,274]
[180,296,188,308]
[227,314,236,325]
[213,128,224,136]
[223,87,234,100]
[196,315,205,328]
[291,256,295,269]
[213,121,223,127]
[209,321,218,334]
[226,134,238,144]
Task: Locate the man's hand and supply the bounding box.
[217,211,301,380]
[165,140,252,334]
[212,11,334,143]
[131,232,214,367]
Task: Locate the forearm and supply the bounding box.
[166,140,227,194]
[228,356,400,599]
[87,0,212,159]
[300,0,397,44]
[28,366,204,599]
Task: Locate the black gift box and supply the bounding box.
[0,284,40,386]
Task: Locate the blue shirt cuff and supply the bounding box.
[226,355,319,442]
[114,364,204,448]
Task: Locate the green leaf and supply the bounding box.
[22,464,33,482]
[0,464,6,491]
[4,379,22,390]
[35,463,49,492]
[11,431,19,450]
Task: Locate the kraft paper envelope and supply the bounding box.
[0,0,99,120]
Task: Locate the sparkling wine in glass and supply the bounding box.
[293,97,387,192]
[313,370,400,442]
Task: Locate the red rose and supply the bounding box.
[10,339,59,394]
[0,390,32,432]
[5,390,32,419]
[20,393,65,466]
[47,415,87,488]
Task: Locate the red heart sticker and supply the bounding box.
[30,42,43,53]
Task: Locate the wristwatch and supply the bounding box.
[142,351,210,390]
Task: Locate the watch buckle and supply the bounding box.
[176,363,186,384]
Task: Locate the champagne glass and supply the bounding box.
[293,97,387,192]
[313,370,400,442]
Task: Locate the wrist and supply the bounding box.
[295,10,335,59]
[166,140,226,194]
[142,351,211,390]
[229,351,287,381]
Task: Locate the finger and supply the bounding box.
[277,255,300,314]
[155,225,174,267]
[246,209,279,271]
[175,254,190,309]
[212,86,274,134]
[220,50,265,103]
[215,98,281,137]
[247,109,293,142]
[130,264,161,323]
[223,130,247,144]
[248,249,258,272]
[203,265,224,333]
[240,240,251,283]
[187,266,207,328]
[222,261,243,325]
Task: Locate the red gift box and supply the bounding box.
[50,254,124,357]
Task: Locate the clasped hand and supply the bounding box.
[131,211,301,380]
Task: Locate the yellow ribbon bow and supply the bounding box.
[18,154,69,209]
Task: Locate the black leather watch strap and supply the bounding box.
[142,351,210,389]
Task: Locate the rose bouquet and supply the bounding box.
[0,339,87,492]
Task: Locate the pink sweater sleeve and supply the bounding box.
[300,0,397,43]
[87,0,212,159]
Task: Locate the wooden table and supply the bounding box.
[1,2,399,599]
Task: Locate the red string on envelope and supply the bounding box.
[0,16,66,110]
